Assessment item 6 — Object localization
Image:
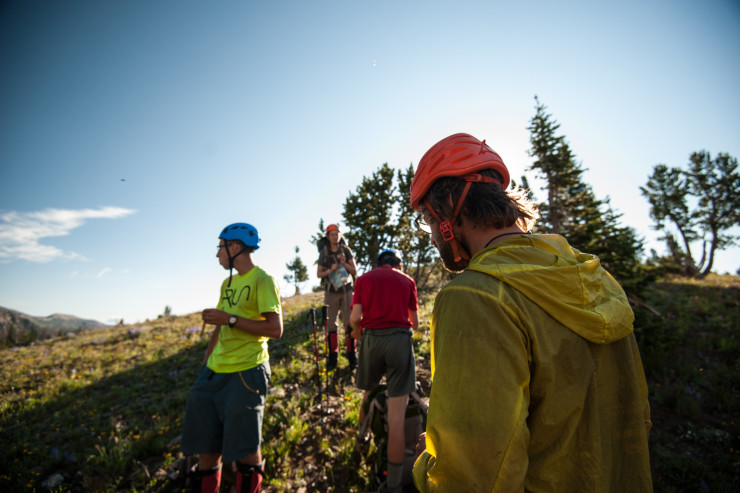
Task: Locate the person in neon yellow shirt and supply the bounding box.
[409,134,652,492]
[181,222,283,493]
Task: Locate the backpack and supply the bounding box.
[357,382,428,489]
[317,237,352,291]
[316,236,347,257]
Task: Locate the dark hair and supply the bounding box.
[378,252,402,268]
[226,239,255,254]
[422,169,539,230]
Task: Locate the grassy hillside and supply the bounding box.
[0,291,432,492]
[1,276,738,492]
[634,274,740,492]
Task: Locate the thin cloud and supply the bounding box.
[0,206,136,263]
[97,267,112,278]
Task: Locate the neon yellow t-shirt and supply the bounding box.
[206,266,281,373]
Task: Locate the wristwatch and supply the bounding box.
[228,315,238,328]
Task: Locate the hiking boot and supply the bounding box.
[347,351,357,370]
[327,352,338,372]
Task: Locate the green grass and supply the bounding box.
[634,274,740,492]
[0,291,422,492]
[1,276,738,491]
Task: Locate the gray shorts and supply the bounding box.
[181,363,270,463]
[357,328,415,397]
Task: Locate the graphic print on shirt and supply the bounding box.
[222,285,251,308]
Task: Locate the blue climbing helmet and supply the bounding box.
[219,222,261,250]
[377,248,401,266]
[219,223,260,285]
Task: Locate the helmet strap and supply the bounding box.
[225,243,246,287]
[423,174,501,262]
[424,194,469,263]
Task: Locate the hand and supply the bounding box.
[330,261,338,271]
[337,253,346,263]
[415,432,427,460]
[351,327,361,340]
[202,309,228,326]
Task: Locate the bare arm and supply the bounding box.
[201,309,283,339]
[342,255,357,277]
[317,262,335,278]
[350,303,363,339]
[203,326,221,365]
[409,309,419,331]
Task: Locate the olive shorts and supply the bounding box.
[181,363,270,463]
[357,328,415,397]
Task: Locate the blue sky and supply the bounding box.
[1,0,739,324]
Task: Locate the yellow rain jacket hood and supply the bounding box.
[413,234,652,492]
[468,234,635,345]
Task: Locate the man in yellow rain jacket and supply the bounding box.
[409,133,652,492]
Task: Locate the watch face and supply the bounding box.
[229,316,237,326]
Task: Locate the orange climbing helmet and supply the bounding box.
[410,133,511,263]
[410,133,510,210]
[325,224,340,235]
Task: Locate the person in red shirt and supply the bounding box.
[350,248,419,493]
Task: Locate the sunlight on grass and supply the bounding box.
[2,276,737,491]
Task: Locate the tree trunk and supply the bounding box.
[700,230,719,278]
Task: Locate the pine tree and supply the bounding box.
[527,96,648,292]
[641,151,739,276]
[284,246,309,295]
[342,163,399,273]
[528,96,598,239]
[640,164,699,275]
[341,163,438,289]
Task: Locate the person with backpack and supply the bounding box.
[350,248,419,493]
[181,223,283,493]
[409,134,652,492]
[317,223,357,371]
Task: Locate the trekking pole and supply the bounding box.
[310,308,322,402]
[322,305,329,391]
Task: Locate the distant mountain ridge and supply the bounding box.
[0,306,109,347]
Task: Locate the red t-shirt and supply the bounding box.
[351,265,418,329]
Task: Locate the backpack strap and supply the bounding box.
[358,387,388,438]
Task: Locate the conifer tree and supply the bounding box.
[641,151,739,276]
[640,164,699,275]
[342,163,397,273]
[284,246,309,295]
[340,163,437,289]
[527,96,647,292]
